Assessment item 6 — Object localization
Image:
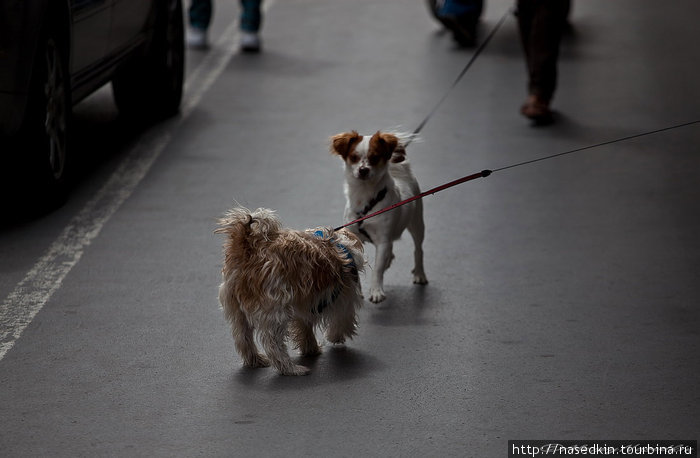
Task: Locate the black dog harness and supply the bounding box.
[354,186,387,244]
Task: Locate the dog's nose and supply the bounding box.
[358,167,370,178]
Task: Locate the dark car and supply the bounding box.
[0,0,184,201]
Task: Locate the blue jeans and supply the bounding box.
[240,0,262,33]
[189,0,212,30]
[189,0,262,32]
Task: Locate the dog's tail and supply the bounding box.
[214,207,282,257]
[388,130,419,163]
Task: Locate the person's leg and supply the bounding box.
[240,0,263,52]
[240,0,262,32]
[189,0,213,30]
[518,0,570,122]
[188,0,213,49]
[527,0,569,102]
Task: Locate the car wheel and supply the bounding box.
[42,38,70,182]
[112,0,185,121]
[18,27,72,207]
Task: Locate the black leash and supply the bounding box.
[405,7,514,148]
[491,119,700,173]
[334,6,700,231]
[336,119,700,231]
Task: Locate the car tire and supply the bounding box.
[16,23,72,208]
[112,0,185,122]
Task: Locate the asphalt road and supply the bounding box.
[1,0,699,456]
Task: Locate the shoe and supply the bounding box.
[520,95,554,124]
[187,27,208,50]
[240,32,261,53]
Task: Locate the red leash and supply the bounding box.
[334,169,492,231]
[333,117,700,232]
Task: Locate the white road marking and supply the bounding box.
[0,1,275,361]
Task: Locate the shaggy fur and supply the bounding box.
[331,131,428,303]
[215,207,365,376]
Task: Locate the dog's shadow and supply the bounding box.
[232,345,384,390]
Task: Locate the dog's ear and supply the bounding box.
[369,131,399,161]
[330,131,363,159]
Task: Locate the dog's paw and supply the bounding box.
[368,288,386,303]
[412,270,428,285]
[244,353,271,368]
[280,364,311,376]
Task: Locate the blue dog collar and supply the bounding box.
[313,230,356,270]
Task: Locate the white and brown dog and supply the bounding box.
[215,207,365,375]
[331,131,428,303]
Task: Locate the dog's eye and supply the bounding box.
[348,153,360,163]
[368,154,381,166]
